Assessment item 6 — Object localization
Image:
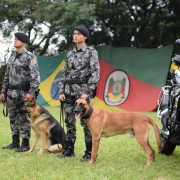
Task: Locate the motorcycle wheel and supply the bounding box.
[159,133,176,155]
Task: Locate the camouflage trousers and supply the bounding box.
[6,89,31,139]
[63,102,92,144]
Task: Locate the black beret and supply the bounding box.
[74,25,89,38]
[14,32,29,43]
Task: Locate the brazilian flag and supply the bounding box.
[37,53,66,106]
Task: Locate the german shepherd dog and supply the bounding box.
[22,96,66,154]
[74,96,162,166]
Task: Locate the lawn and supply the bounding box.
[0,104,180,180]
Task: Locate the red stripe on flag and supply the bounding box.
[118,75,161,111]
[96,60,161,111]
[108,86,112,93]
[121,86,125,94]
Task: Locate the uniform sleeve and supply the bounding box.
[58,61,68,94]
[28,55,40,95]
[1,65,9,94]
[84,49,100,94]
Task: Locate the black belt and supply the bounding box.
[65,77,88,85]
[8,84,29,91]
[8,84,21,89]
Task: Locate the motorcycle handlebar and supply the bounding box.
[175,39,180,48]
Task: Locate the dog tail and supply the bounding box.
[149,118,162,151]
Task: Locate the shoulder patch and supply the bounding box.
[31,59,37,65]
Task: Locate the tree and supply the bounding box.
[93,0,180,48]
[0,0,96,56]
[0,0,180,58]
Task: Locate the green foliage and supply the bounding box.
[93,0,180,48]
[0,0,180,57]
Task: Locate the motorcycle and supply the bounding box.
[157,39,180,155]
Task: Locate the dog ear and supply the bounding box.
[86,96,91,104]
[30,96,36,106]
[33,96,36,101]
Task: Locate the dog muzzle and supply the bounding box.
[74,107,94,119]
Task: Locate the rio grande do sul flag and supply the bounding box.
[94,45,174,111]
[36,44,173,112]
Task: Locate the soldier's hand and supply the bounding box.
[59,94,65,101]
[0,93,5,101]
[25,93,33,101]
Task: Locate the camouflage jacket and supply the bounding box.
[1,48,40,95]
[59,44,100,97]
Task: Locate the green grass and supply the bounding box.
[1,104,180,180]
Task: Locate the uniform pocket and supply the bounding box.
[7,90,18,99]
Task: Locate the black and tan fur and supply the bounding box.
[23,96,66,154]
[74,96,162,166]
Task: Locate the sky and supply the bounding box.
[0,32,14,63]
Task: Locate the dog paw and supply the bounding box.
[26,150,32,153]
[89,161,94,164]
[37,151,43,154]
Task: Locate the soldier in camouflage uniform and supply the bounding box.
[58,25,100,161]
[0,32,40,152]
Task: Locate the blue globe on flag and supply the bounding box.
[50,71,62,100]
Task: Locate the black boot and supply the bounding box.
[16,138,30,152]
[57,141,75,158]
[2,135,20,149]
[80,141,92,162]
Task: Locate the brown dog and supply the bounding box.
[74,96,162,166]
[22,96,67,154]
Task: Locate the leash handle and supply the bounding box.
[2,99,8,117]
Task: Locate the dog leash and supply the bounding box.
[60,100,65,130]
[2,99,8,117]
[60,99,76,128]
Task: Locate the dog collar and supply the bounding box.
[82,107,94,119]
